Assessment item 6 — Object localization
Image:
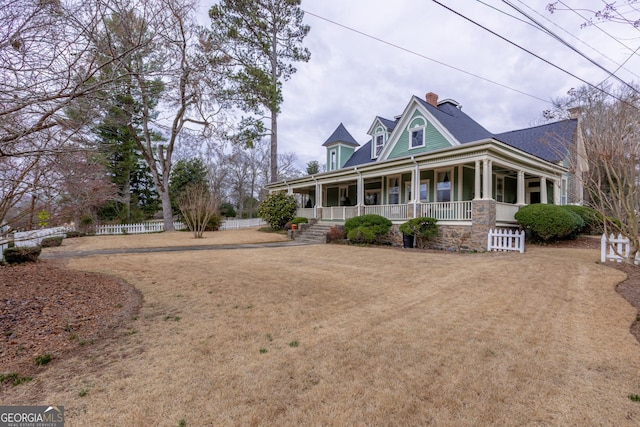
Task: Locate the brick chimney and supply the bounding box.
[425,92,439,107]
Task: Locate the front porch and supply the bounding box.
[268,139,568,250]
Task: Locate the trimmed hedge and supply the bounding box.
[290,217,309,225]
[344,214,392,244]
[41,236,63,248]
[3,246,42,264]
[561,205,602,235]
[515,204,584,242]
[257,193,297,230]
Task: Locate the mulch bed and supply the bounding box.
[0,261,142,385]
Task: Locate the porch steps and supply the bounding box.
[293,222,335,244]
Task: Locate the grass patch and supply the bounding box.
[164,315,181,322]
[34,354,52,366]
[629,394,640,402]
[0,372,33,386]
[289,340,299,348]
[259,348,268,354]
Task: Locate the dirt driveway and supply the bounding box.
[3,231,640,426]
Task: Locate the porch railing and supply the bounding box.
[363,204,408,220]
[418,201,472,221]
[323,206,359,221]
[296,208,315,219]
[496,202,521,223]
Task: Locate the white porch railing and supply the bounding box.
[601,233,640,265]
[323,206,359,221]
[418,201,472,221]
[487,228,525,253]
[363,204,408,220]
[496,202,521,222]
[296,208,315,219]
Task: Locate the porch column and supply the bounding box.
[553,178,561,205]
[482,159,492,199]
[540,176,548,204]
[356,172,364,216]
[413,162,420,218]
[474,160,481,200]
[457,165,463,202]
[517,170,525,205]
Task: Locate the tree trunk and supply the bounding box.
[270,26,278,183]
[160,185,174,232]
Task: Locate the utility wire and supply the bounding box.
[500,0,640,96]
[431,0,636,109]
[301,9,552,104]
[510,0,640,81]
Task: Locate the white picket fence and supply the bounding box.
[93,221,186,235]
[601,233,640,265]
[219,218,266,230]
[487,228,525,253]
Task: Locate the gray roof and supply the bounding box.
[343,139,373,168]
[416,98,493,143]
[322,123,359,147]
[377,116,397,131]
[494,119,577,163]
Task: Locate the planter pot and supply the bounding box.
[402,233,414,248]
[291,224,298,230]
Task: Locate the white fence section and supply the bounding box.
[14,226,70,248]
[94,221,186,235]
[487,228,525,253]
[601,233,640,265]
[219,218,266,230]
[0,239,8,259]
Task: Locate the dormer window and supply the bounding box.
[408,118,426,149]
[375,134,384,156]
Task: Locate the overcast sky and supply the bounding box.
[207,1,640,171]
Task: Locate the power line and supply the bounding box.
[431,0,637,109]
[301,9,552,104]
[500,0,640,96]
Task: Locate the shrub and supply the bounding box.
[65,231,85,238]
[344,214,392,244]
[205,215,222,231]
[257,193,297,230]
[514,204,584,242]
[3,246,42,264]
[399,217,439,249]
[561,205,602,235]
[290,217,309,225]
[326,225,346,243]
[40,236,63,248]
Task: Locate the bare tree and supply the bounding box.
[178,183,219,238]
[565,85,640,262]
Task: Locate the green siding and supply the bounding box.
[388,110,452,159]
[340,145,355,168]
[504,176,517,204]
[326,187,339,206]
[462,166,475,200]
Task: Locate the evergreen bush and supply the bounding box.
[561,205,602,235]
[291,217,309,225]
[257,193,297,230]
[3,246,42,264]
[514,204,584,242]
[41,236,63,248]
[399,217,439,248]
[344,214,392,244]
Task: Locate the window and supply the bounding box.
[330,150,337,171]
[410,128,424,148]
[388,176,400,205]
[375,134,384,156]
[436,171,451,202]
[495,176,504,202]
[365,190,380,205]
[406,180,430,202]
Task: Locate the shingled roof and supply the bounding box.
[495,119,577,163]
[416,98,494,144]
[322,123,359,147]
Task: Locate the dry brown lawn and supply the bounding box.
[3,230,640,426]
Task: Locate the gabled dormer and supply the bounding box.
[367,116,397,159]
[323,123,359,171]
